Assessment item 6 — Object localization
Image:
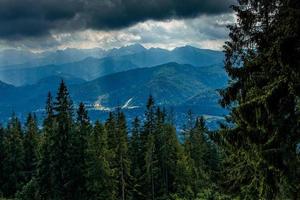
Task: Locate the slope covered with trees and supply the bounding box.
[0,81,221,200]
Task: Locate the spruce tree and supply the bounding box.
[105,112,117,153]
[141,96,158,200]
[115,109,131,200]
[162,124,193,199]
[36,92,55,200]
[105,109,131,200]
[50,80,74,200]
[155,108,193,199]
[182,110,195,142]
[23,113,39,183]
[191,117,213,195]
[128,117,143,200]
[218,0,300,199]
[144,133,157,200]
[153,107,167,198]
[71,102,91,199]
[143,95,156,139]
[2,115,25,197]
[85,121,115,200]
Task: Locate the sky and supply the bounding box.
[0,0,236,51]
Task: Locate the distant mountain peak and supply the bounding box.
[118,43,146,52]
[107,43,146,57]
[128,43,145,48]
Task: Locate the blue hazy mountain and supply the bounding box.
[0,44,147,70]
[0,62,227,125]
[0,44,224,86]
[71,62,227,107]
[0,49,39,67]
[0,48,106,69]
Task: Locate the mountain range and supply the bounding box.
[0,44,224,86]
[0,44,227,128]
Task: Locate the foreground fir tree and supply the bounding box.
[128,117,144,200]
[50,80,75,200]
[2,115,24,197]
[23,113,39,184]
[71,102,91,199]
[218,0,300,199]
[142,96,159,200]
[115,109,131,200]
[36,92,55,199]
[85,121,115,200]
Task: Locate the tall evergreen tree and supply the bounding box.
[105,109,132,200]
[155,108,193,199]
[141,96,158,200]
[190,117,215,196]
[50,80,74,200]
[115,109,131,200]
[218,0,300,199]
[23,113,39,183]
[153,107,167,198]
[144,132,157,200]
[143,95,156,139]
[105,112,117,153]
[85,121,115,200]
[182,110,195,142]
[2,115,25,197]
[71,102,91,199]
[162,124,193,199]
[36,92,55,200]
[128,117,143,200]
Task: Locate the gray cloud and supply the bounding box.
[0,0,235,39]
[0,14,235,51]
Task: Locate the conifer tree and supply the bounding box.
[156,108,193,199]
[105,109,132,200]
[162,124,193,199]
[23,113,39,183]
[85,121,115,200]
[128,117,143,200]
[190,117,212,194]
[182,110,195,142]
[141,96,158,200]
[2,115,25,197]
[71,102,91,199]
[36,92,55,199]
[153,107,167,198]
[115,109,131,200]
[143,95,156,139]
[105,112,117,153]
[218,0,300,199]
[50,80,74,200]
[144,133,157,200]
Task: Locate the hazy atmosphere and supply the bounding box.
[0,0,299,200]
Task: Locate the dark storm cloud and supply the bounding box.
[0,0,235,39]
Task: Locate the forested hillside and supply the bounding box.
[0,81,223,200]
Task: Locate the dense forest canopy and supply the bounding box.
[0,81,222,200]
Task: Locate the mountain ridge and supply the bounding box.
[0,62,227,123]
[0,44,224,86]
